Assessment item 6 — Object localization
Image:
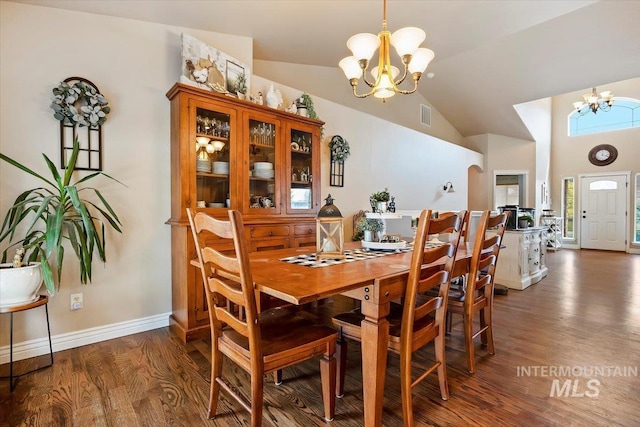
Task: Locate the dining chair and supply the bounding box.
[187,208,337,425]
[332,209,466,427]
[446,210,509,373]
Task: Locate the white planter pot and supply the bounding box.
[0,262,43,308]
[363,230,374,242]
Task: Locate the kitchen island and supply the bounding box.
[494,227,548,290]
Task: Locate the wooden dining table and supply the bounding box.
[250,241,472,427]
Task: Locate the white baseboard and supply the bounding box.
[0,312,171,364]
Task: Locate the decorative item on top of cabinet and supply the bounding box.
[166,83,323,342]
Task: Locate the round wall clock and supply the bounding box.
[588,144,618,166]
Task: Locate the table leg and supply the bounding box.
[360,300,389,427]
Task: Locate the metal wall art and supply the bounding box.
[329,135,350,187]
[50,77,109,171]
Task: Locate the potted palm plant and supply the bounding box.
[0,137,123,306]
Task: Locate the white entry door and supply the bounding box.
[580,174,627,251]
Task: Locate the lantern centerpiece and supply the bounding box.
[316,194,345,260]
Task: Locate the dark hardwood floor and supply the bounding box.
[2,249,639,426]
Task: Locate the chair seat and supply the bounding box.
[222,306,337,369]
[332,303,436,351]
[448,292,487,313]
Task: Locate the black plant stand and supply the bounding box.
[0,295,53,391]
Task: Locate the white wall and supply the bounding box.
[550,77,640,247]
[0,2,480,352]
[251,76,482,239]
[254,60,466,148]
[0,2,252,347]
[478,134,537,210]
[514,97,553,215]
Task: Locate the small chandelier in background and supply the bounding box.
[573,87,614,115]
[338,0,434,102]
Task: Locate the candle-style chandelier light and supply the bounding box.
[338,0,434,102]
[573,87,614,115]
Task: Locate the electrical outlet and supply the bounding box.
[70,293,83,310]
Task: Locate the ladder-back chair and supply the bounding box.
[188,209,337,425]
[332,209,466,427]
[447,210,508,373]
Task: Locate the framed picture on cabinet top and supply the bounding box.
[179,32,251,96]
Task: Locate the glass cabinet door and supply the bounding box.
[245,113,281,214]
[193,101,235,211]
[286,123,317,214]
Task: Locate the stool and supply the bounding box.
[0,295,53,391]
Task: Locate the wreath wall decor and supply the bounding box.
[328,135,350,161]
[50,78,110,127]
[50,77,109,171]
[329,135,350,187]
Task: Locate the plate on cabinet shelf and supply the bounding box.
[254,162,273,170]
[212,161,229,174]
[254,170,275,178]
[196,160,211,173]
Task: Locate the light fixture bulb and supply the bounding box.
[370,65,400,80]
[408,48,434,74]
[339,56,363,79]
[373,71,396,99]
[390,27,426,57]
[443,182,455,193]
[346,33,380,62]
[196,136,211,146]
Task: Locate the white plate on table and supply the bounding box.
[361,240,408,251]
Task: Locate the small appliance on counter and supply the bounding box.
[498,205,536,230]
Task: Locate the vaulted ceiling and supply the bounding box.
[8,0,640,140]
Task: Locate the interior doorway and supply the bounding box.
[579,173,628,251]
[493,170,528,210]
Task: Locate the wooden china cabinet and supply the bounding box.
[166,83,323,342]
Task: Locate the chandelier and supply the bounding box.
[338,0,434,102]
[573,87,614,115]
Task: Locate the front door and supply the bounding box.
[580,174,627,251]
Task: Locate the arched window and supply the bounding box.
[568,98,640,136]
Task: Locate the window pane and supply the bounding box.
[569,99,640,136]
[635,174,640,244]
[589,180,617,190]
[562,178,574,239]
